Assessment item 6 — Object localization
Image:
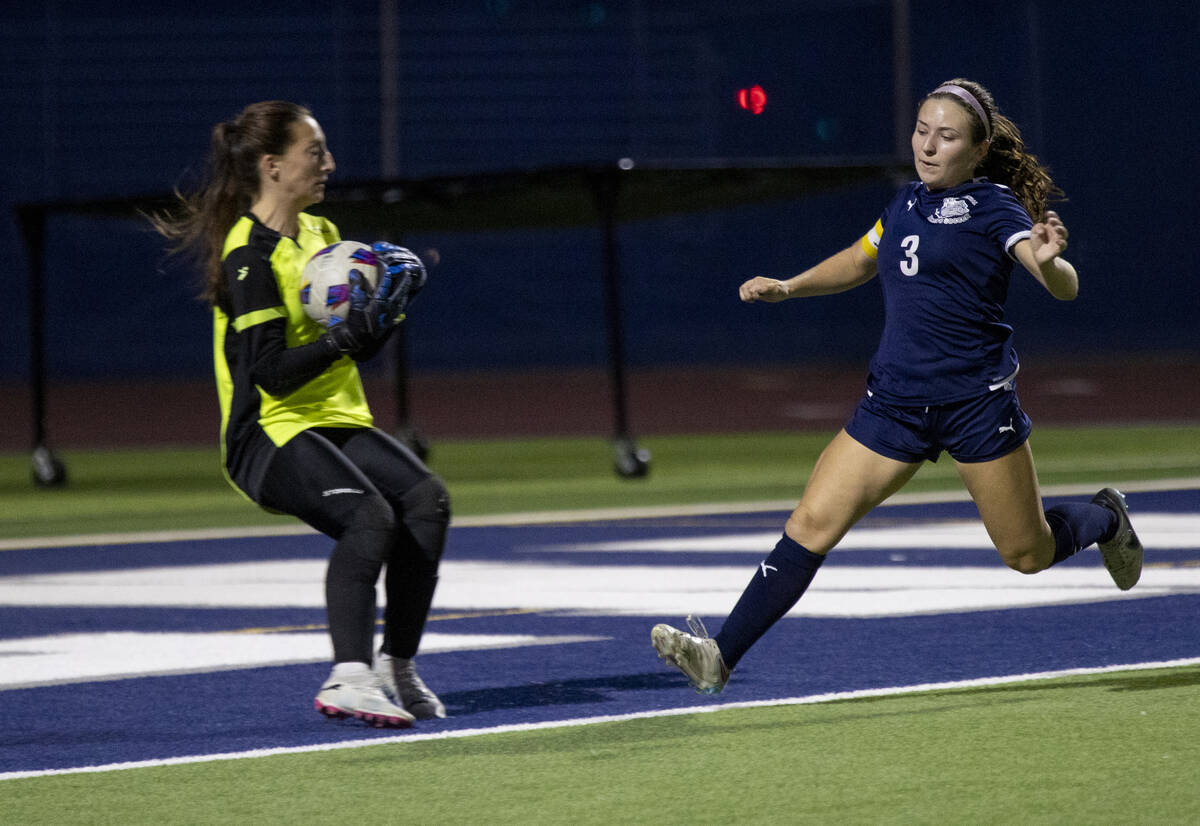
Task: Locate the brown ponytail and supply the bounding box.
[149,101,311,309]
[924,78,1064,220]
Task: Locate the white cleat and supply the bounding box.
[651,615,730,695]
[314,664,415,728]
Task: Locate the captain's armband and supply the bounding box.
[859,219,883,260]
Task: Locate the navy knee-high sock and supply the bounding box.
[1045,502,1118,566]
[714,533,825,670]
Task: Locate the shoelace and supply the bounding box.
[685,614,711,640]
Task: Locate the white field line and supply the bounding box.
[4,656,1199,782]
[0,632,609,691]
[3,476,1199,552]
[8,558,1197,616]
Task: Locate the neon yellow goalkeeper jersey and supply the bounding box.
[214,212,373,496]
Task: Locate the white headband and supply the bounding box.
[931,84,991,141]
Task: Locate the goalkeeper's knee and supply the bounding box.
[340,492,397,563]
[399,476,451,562]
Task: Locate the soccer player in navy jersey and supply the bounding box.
[153,101,447,727]
[651,78,1143,694]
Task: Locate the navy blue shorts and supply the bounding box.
[845,386,1032,464]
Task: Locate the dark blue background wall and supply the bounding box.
[3,1,1197,383]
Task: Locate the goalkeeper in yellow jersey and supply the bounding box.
[153,101,446,728]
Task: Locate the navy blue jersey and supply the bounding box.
[859,179,1033,405]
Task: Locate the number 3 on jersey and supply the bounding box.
[900,234,920,276]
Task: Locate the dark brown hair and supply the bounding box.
[149,101,312,309]
[924,78,1064,219]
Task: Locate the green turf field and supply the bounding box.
[3,425,1199,822]
[6,664,1200,824]
[2,425,1199,540]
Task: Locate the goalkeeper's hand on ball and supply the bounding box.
[324,244,428,356]
[324,268,389,355]
[372,241,428,319]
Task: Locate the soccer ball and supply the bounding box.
[299,241,380,326]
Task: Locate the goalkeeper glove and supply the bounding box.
[324,267,386,354]
[371,241,427,321]
[323,245,427,356]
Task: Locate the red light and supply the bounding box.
[737,85,767,115]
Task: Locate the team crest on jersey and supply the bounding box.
[927,195,977,225]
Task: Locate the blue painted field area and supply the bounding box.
[2,490,1198,777]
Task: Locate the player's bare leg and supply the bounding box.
[785,429,923,553]
[956,442,1139,587]
[955,441,1055,573]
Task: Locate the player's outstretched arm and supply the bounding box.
[739,242,876,303]
[1016,210,1078,301]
